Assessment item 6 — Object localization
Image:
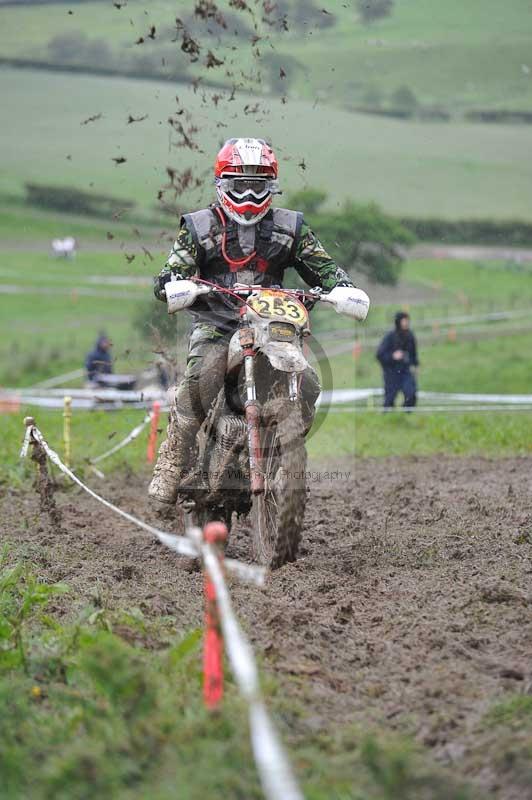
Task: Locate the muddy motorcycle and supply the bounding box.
[165,278,369,568]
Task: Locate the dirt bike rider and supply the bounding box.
[149,137,356,510]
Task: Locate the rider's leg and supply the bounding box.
[148,326,230,506]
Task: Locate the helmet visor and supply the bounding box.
[217,176,279,199]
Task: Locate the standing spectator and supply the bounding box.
[376,312,419,409]
[85,334,113,383]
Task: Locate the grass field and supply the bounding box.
[2,246,531,484]
[1,251,531,478]
[2,66,532,221]
[0,202,165,242]
[0,251,152,386]
[5,403,532,489]
[1,0,532,114]
[2,247,531,390]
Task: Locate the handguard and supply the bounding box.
[165,279,211,314]
[320,286,370,321]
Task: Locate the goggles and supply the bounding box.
[216,175,280,198]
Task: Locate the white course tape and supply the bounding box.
[32,368,85,389]
[202,542,303,800]
[325,404,532,414]
[19,424,32,459]
[25,424,296,796]
[319,388,532,406]
[24,426,264,586]
[90,413,151,465]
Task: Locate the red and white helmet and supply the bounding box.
[214,137,280,226]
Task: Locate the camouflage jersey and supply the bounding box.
[154,204,353,333]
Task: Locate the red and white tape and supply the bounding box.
[188,525,304,800]
[21,422,302,799]
[90,413,152,466]
[21,424,265,586]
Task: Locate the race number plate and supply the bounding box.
[249,290,308,326]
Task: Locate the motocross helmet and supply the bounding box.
[214,137,280,226]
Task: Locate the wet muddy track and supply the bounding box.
[3,456,532,798]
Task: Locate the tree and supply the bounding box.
[357,0,394,24]
[391,85,418,115]
[287,188,327,215]
[304,193,415,285]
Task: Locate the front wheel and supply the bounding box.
[250,391,307,569]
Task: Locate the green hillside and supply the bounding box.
[0,0,531,113]
[2,67,532,221]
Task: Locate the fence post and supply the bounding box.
[63,396,72,468]
[25,416,62,527]
[146,401,161,464]
[203,521,228,710]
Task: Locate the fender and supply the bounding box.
[261,341,309,373]
[227,333,309,374]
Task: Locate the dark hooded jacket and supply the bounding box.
[85,336,113,381]
[376,313,419,373]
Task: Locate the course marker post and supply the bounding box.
[63,396,72,468]
[146,401,161,464]
[24,416,62,527]
[203,521,227,710]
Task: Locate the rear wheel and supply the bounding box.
[250,387,307,569]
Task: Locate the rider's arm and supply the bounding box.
[292,221,354,291]
[153,225,201,301]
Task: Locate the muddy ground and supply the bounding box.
[2,456,532,798]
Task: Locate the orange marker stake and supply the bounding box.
[146,401,161,464]
[203,521,227,710]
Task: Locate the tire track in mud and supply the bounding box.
[3,455,532,798]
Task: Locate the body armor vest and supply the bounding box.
[182,205,304,332]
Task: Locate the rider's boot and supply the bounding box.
[148,409,199,511]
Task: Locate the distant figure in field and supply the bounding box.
[85,334,113,383]
[376,312,419,409]
[52,237,77,258]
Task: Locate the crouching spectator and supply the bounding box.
[376,312,419,410]
[85,334,113,384]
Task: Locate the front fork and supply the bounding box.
[243,352,263,495]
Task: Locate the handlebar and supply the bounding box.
[163,275,370,321]
[190,277,321,308]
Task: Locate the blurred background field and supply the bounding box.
[3,66,532,220]
[2,4,532,798]
[1,0,532,462]
[2,0,532,112]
